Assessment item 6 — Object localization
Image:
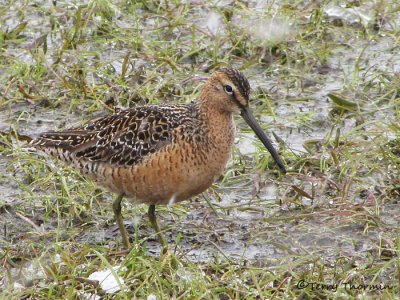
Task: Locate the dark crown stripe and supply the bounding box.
[220,68,251,101]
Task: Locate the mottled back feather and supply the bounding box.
[31,104,201,166]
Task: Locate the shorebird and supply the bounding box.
[31,68,286,249]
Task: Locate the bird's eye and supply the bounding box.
[224,85,233,95]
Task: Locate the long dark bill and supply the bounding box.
[241,106,286,174]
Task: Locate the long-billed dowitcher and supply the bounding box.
[31,68,286,249]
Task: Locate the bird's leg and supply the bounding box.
[112,193,131,249]
[148,204,167,250]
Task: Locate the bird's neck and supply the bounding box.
[196,95,236,148]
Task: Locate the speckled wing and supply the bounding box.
[31,104,197,166]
